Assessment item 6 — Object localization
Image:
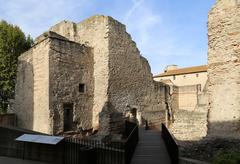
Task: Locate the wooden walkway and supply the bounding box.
[130,128,171,164]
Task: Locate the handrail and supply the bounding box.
[161,123,179,164]
[124,121,139,164]
[126,125,138,142]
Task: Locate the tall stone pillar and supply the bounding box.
[207,0,240,139]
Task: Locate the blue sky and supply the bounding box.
[0,0,216,75]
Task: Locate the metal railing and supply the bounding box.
[64,121,139,164]
[161,123,179,164]
[64,138,125,164]
[124,121,139,164]
[0,126,63,164]
[0,122,138,164]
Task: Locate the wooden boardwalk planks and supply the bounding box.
[130,128,171,164]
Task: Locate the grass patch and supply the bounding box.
[213,150,240,164]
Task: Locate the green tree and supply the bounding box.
[0,20,33,113]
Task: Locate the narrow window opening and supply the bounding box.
[79,83,85,93]
[197,84,201,92]
[173,75,176,80]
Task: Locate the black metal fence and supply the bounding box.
[0,126,63,164]
[64,138,124,164]
[0,121,138,164]
[64,121,138,164]
[161,123,179,164]
[124,121,139,164]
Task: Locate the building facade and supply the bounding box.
[154,65,208,111]
[154,65,207,91]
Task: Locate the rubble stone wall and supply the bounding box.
[107,17,152,111]
[208,0,240,139]
[14,39,51,133]
[49,36,94,134]
[15,15,169,134]
[14,50,34,130]
[77,17,110,129]
[170,108,208,141]
[50,16,110,129]
[0,114,16,127]
[50,16,169,129]
[169,84,209,141]
[32,39,51,134]
[107,17,169,126]
[177,85,199,111]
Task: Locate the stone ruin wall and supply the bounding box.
[107,18,150,113]
[143,82,170,128]
[77,17,110,129]
[177,85,199,111]
[14,38,51,134]
[50,17,110,129]
[14,15,171,135]
[48,34,94,134]
[107,17,169,123]
[50,16,170,130]
[169,85,208,141]
[208,0,240,139]
[169,1,240,159]
[0,114,16,127]
[14,32,94,134]
[14,49,33,130]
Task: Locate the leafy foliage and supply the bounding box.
[0,20,33,113]
[213,150,240,164]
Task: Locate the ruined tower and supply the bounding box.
[14,16,169,134]
[208,0,240,139]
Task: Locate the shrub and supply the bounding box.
[213,150,240,164]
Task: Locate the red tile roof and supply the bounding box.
[154,65,207,78]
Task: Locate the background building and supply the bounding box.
[154,65,207,111]
[154,65,207,91]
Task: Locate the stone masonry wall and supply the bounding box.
[77,17,110,129]
[143,82,170,128]
[14,50,34,130]
[0,114,16,127]
[208,0,240,139]
[48,34,94,134]
[169,84,209,141]
[32,38,51,134]
[50,16,169,129]
[50,17,110,129]
[15,38,51,134]
[170,109,208,141]
[107,18,151,111]
[177,85,199,111]
[107,17,169,125]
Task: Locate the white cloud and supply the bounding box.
[122,0,206,74]
[0,0,208,74]
[125,0,145,21]
[123,1,160,51]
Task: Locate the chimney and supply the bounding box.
[164,65,178,72]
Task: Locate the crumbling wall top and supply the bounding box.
[214,0,240,8]
[34,31,69,44]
